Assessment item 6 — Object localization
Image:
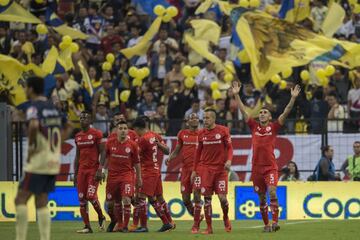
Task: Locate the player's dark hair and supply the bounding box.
[321,145,332,156]
[132,117,146,129]
[116,120,127,126]
[204,108,217,115]
[80,110,91,116]
[354,141,360,145]
[26,76,44,95]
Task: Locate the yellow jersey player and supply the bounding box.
[14,76,72,240]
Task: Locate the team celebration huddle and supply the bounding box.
[72,81,301,234]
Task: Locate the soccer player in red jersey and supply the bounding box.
[132,117,174,232]
[191,109,233,234]
[104,120,142,232]
[232,81,301,232]
[166,113,203,232]
[106,112,139,232]
[73,111,106,233]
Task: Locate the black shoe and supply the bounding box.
[76,226,93,234]
[107,221,116,232]
[157,223,173,232]
[98,216,106,231]
[122,227,129,233]
[133,227,149,233]
[272,223,280,232]
[263,225,272,233]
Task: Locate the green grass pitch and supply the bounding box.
[0,220,358,240]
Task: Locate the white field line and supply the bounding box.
[240,220,322,229]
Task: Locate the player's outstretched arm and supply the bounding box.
[156,139,170,155]
[278,85,301,125]
[231,81,249,122]
[134,163,143,188]
[166,143,182,166]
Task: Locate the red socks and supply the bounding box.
[193,203,202,228]
[160,200,173,223]
[123,204,131,229]
[184,201,194,216]
[138,198,148,228]
[204,198,212,228]
[79,201,90,226]
[221,200,229,219]
[260,203,269,225]
[270,199,279,224]
[152,201,170,225]
[132,205,139,226]
[114,202,123,227]
[90,199,104,218]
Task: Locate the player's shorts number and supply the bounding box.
[47,127,61,152]
[194,176,201,187]
[269,174,275,185]
[152,146,158,163]
[125,184,131,194]
[88,185,96,197]
[218,180,226,191]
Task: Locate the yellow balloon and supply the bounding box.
[325,65,335,76]
[224,62,235,74]
[212,89,222,100]
[271,74,281,84]
[316,69,326,79]
[319,76,329,87]
[128,66,138,78]
[154,4,166,16]
[102,62,112,71]
[249,0,260,8]
[191,66,200,76]
[300,70,310,81]
[354,4,360,14]
[106,53,115,64]
[0,0,10,6]
[36,24,48,35]
[279,80,287,90]
[120,90,131,102]
[281,68,293,78]
[162,14,172,23]
[137,68,147,79]
[210,81,219,91]
[167,6,179,17]
[224,73,234,83]
[70,42,79,53]
[141,67,150,77]
[133,78,143,87]
[239,0,250,8]
[35,0,44,3]
[59,42,68,51]
[184,77,195,89]
[62,35,72,45]
[182,65,192,77]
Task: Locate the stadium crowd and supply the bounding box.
[1,0,360,137]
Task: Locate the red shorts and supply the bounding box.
[180,168,193,194]
[199,167,228,196]
[139,175,163,197]
[106,175,134,201]
[251,169,278,193]
[193,165,204,192]
[77,169,99,201]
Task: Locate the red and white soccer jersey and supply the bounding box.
[177,129,198,193]
[138,131,165,197]
[194,125,233,195]
[247,118,282,193]
[105,138,139,200]
[75,128,103,200]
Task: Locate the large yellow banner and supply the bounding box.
[1,182,359,222]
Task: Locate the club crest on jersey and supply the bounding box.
[215,134,221,139]
[149,137,156,144]
[125,147,131,153]
[88,135,93,140]
[266,126,272,132]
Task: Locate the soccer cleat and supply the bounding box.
[113,223,124,232]
[133,227,149,233]
[76,226,93,234]
[272,223,280,232]
[171,221,176,230]
[98,216,106,231]
[263,225,272,233]
[224,217,232,232]
[201,227,213,234]
[122,227,129,233]
[157,223,173,232]
[106,221,116,232]
[128,224,138,232]
[191,226,200,234]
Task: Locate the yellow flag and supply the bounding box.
[190,19,221,45]
[184,33,221,64]
[121,17,162,59]
[53,25,88,40]
[321,2,345,37]
[78,60,93,96]
[0,54,25,84]
[195,0,213,14]
[236,11,360,89]
[0,1,41,24]
[42,46,59,74]
[58,48,74,71]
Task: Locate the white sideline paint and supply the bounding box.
[240,220,321,229]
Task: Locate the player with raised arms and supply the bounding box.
[15,76,72,240]
[191,109,233,234]
[73,111,106,233]
[232,81,301,232]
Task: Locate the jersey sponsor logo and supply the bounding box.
[125,147,131,153]
[254,132,273,137]
[215,134,221,139]
[183,141,197,145]
[203,140,222,145]
[77,141,95,145]
[111,153,129,159]
[235,186,287,220]
[42,109,59,117]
